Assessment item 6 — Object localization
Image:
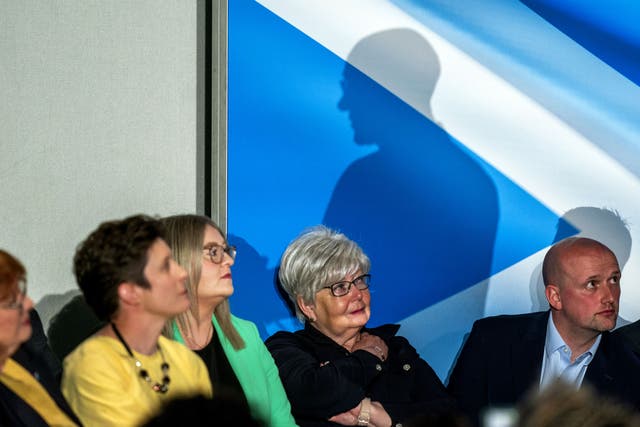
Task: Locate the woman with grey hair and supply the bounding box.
[266,226,454,427]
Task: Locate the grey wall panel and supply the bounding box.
[1,1,200,328]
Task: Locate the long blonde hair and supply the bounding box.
[161,214,244,350]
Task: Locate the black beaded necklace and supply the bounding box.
[111,323,171,394]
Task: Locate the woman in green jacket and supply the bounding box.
[161,214,297,427]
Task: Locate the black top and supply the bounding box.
[266,323,454,427]
[612,319,640,356]
[195,326,249,411]
[47,294,104,362]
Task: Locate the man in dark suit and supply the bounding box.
[448,237,640,426]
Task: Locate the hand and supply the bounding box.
[369,401,392,427]
[328,403,359,425]
[352,332,388,361]
[327,399,392,427]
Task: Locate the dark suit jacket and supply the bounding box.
[613,319,640,356]
[447,311,640,425]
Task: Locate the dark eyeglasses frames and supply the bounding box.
[322,274,371,297]
[204,244,237,264]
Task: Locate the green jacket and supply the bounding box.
[173,314,298,427]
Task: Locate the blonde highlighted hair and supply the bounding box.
[161,214,244,350]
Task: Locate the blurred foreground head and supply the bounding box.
[518,380,640,427]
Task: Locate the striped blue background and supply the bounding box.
[228,0,640,380]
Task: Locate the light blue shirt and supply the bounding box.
[539,313,601,390]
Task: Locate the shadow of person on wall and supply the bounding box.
[323,29,499,325]
[529,206,632,327]
[227,234,299,338]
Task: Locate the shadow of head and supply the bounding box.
[338,28,441,145]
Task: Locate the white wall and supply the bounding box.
[0,1,199,327]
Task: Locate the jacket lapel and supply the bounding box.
[510,312,548,397]
[584,332,614,389]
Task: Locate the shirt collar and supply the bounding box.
[545,313,602,364]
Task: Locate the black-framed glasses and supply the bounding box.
[0,278,27,311]
[322,274,371,297]
[203,244,236,264]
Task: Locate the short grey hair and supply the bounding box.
[278,225,371,322]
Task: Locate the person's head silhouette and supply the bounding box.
[555,207,631,269]
[338,29,441,146]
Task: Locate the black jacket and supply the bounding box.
[613,319,640,356]
[266,323,453,427]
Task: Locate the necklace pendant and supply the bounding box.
[139,369,150,381]
[110,323,172,394]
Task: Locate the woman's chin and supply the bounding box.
[201,282,234,300]
[348,311,370,326]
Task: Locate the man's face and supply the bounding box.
[139,238,190,319]
[551,244,620,338]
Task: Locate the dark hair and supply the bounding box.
[141,394,264,427]
[73,214,165,321]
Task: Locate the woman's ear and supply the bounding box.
[117,282,141,307]
[297,295,316,322]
